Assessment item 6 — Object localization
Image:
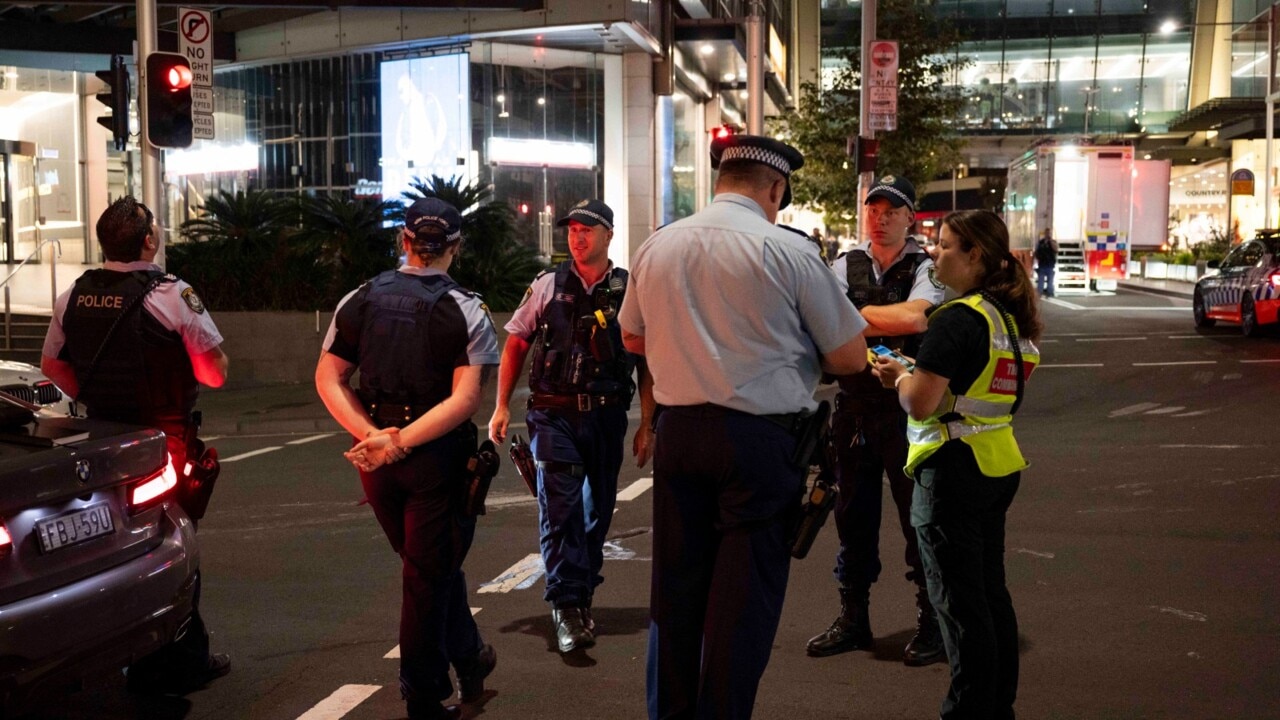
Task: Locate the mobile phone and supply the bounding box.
[870,344,915,371]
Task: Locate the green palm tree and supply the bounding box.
[403,174,546,311]
[301,195,400,300]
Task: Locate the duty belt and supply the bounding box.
[907,420,1010,445]
[528,392,627,413]
[366,401,436,428]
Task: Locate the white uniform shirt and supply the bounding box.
[618,193,867,415]
[43,261,223,360]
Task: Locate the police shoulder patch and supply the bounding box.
[181,286,206,314]
[928,266,945,289]
[517,286,533,310]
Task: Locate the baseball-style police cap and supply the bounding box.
[557,199,614,230]
[710,134,805,209]
[865,174,916,212]
[404,197,463,253]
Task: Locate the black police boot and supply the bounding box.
[456,643,496,703]
[552,607,595,653]
[805,587,873,657]
[406,698,461,720]
[903,591,946,667]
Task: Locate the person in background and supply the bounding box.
[316,198,499,720]
[1033,227,1057,297]
[871,209,1042,720]
[619,133,868,720]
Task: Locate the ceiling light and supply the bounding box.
[722,73,736,82]
[700,44,715,56]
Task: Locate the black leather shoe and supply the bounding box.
[806,590,872,657]
[552,607,595,653]
[201,653,232,684]
[457,643,496,703]
[903,599,945,667]
[407,698,461,720]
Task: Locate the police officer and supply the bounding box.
[316,198,499,720]
[40,195,231,693]
[806,174,947,666]
[488,199,653,654]
[618,135,868,720]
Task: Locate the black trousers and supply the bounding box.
[830,397,925,596]
[646,406,803,720]
[360,425,483,704]
[912,441,1021,720]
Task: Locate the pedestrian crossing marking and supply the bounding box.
[296,684,380,719]
[1132,361,1216,367]
[1143,406,1186,415]
[478,553,545,594]
[384,608,482,659]
[616,477,653,502]
[288,433,336,445]
[222,446,284,463]
[1109,403,1162,417]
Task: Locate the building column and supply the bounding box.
[605,52,656,269]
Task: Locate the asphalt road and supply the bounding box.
[24,287,1280,719]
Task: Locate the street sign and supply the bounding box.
[179,7,215,140]
[867,40,899,132]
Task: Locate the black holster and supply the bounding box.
[463,439,501,517]
[788,401,837,559]
[176,411,220,522]
[508,434,538,497]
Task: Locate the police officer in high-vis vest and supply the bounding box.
[316,198,499,720]
[807,174,947,666]
[40,196,231,694]
[488,199,653,654]
[871,209,1041,720]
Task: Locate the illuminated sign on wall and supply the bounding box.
[487,137,596,169]
[380,54,471,205]
[164,142,259,175]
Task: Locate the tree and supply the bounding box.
[775,0,970,223]
[402,175,547,311]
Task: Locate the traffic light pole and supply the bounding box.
[137,0,165,267]
[745,0,765,134]
[856,0,876,245]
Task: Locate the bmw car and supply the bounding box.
[0,359,73,415]
[1193,230,1280,337]
[0,401,199,715]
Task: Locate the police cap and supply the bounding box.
[556,199,614,230]
[404,198,463,254]
[865,174,916,213]
[710,134,805,209]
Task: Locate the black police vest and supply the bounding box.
[63,269,198,428]
[355,270,466,410]
[529,262,632,396]
[840,251,927,397]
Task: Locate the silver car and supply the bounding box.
[0,409,199,715]
[0,359,74,416]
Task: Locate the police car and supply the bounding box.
[1193,230,1280,337]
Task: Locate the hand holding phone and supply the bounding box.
[869,344,915,371]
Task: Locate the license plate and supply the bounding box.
[36,502,115,553]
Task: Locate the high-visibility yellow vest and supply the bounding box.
[905,294,1041,477]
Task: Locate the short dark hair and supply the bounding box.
[96,196,153,261]
[715,159,784,192]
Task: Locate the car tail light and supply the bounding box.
[130,457,180,510]
[0,522,11,558]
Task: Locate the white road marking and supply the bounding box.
[602,540,636,560]
[1159,444,1247,449]
[1143,406,1186,415]
[1166,335,1218,339]
[1012,548,1056,559]
[616,477,653,502]
[1044,298,1085,309]
[384,608,483,659]
[221,446,284,463]
[1109,403,1162,417]
[478,553,545,594]
[287,433,337,445]
[1240,358,1280,363]
[1077,336,1147,342]
[1086,307,1189,312]
[1039,363,1105,368]
[296,684,381,720]
[1132,361,1217,367]
[203,435,222,441]
[1150,606,1208,622]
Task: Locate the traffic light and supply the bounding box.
[94,55,130,152]
[854,136,879,175]
[145,52,194,149]
[711,124,740,140]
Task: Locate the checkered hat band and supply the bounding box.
[568,208,612,229]
[871,185,914,209]
[721,146,791,175]
[405,220,462,243]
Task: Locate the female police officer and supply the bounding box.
[871,210,1042,720]
[316,198,499,720]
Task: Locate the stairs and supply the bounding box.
[1055,241,1088,295]
[0,312,52,365]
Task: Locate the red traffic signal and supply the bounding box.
[145,52,193,149]
[711,124,739,140]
